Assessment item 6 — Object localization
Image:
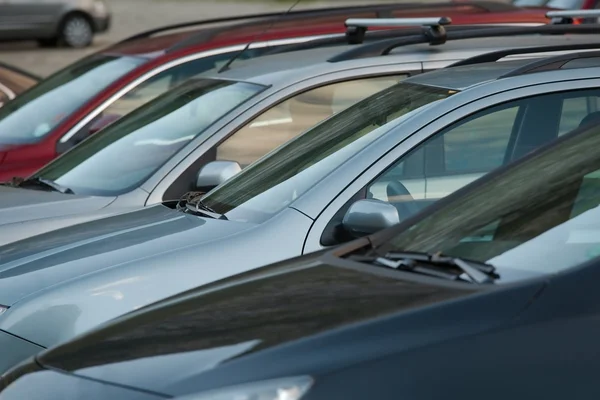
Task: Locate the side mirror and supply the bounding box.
[195,160,241,192]
[89,113,121,135]
[342,199,400,237]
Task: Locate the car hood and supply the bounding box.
[0,186,115,244]
[0,204,254,307]
[36,253,544,397]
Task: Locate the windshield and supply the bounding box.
[34,79,266,196]
[201,82,455,224]
[0,54,145,144]
[388,124,600,283]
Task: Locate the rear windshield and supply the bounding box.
[0,54,145,144]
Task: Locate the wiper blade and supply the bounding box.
[19,177,74,194]
[176,191,228,220]
[350,250,498,284]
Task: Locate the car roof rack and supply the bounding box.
[547,9,600,24]
[498,49,600,78]
[117,0,528,44]
[260,22,544,57]
[345,17,452,45]
[118,1,494,44]
[327,23,600,62]
[164,15,449,54]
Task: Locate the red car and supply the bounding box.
[0,1,551,181]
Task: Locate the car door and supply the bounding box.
[303,78,600,253]
[146,66,422,204]
[0,0,62,39]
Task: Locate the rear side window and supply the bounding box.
[443,106,519,174]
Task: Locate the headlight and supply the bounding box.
[0,305,7,316]
[174,376,313,400]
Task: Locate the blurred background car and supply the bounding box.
[0,61,39,107]
[0,0,111,48]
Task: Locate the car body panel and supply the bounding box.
[4,253,545,398]
[0,367,164,400]
[0,206,312,348]
[0,185,115,236]
[0,331,43,375]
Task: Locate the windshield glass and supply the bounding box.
[388,124,600,283]
[0,54,145,144]
[34,79,266,196]
[201,82,456,224]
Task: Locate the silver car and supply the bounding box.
[1,47,600,372]
[1,31,598,245]
[0,0,110,48]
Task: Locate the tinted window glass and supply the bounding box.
[201,82,455,224]
[389,124,600,283]
[0,55,145,144]
[35,79,265,196]
[368,88,600,221]
[216,75,405,167]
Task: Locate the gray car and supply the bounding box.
[1,47,600,372]
[2,29,599,245]
[0,0,110,48]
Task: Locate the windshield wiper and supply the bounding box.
[349,250,498,284]
[18,177,74,194]
[185,197,228,220]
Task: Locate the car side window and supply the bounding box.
[60,56,251,151]
[215,75,407,167]
[365,88,600,222]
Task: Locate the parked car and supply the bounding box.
[0,22,596,243]
[3,119,600,400]
[0,44,600,373]
[0,3,556,181]
[0,0,110,48]
[0,62,39,108]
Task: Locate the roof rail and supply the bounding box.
[547,9,600,24]
[499,49,600,78]
[117,2,462,44]
[261,24,506,57]
[328,24,600,63]
[447,43,600,68]
[345,17,451,45]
